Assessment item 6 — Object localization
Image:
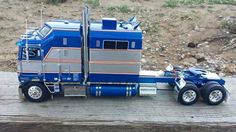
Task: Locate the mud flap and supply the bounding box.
[173,78,186,101]
[174,86,179,101]
[18,87,25,101]
[224,87,230,102]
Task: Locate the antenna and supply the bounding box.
[40,2,43,27]
[25,18,29,61]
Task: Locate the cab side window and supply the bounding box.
[117,41,128,49]
[22,47,41,60]
[104,41,116,49]
[103,40,128,49]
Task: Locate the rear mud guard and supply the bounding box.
[224,87,230,102]
[18,87,25,101]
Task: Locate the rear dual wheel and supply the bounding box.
[202,81,226,105]
[177,82,200,105]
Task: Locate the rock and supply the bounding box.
[151,66,156,69]
[195,53,206,62]
[215,65,222,71]
[223,16,236,34]
[193,25,205,32]
[24,6,30,11]
[141,58,147,63]
[217,16,224,21]
[224,64,236,74]
[159,46,165,52]
[194,25,200,31]
[187,42,197,48]
[159,53,165,57]
[197,41,208,47]
[178,54,185,60]
[182,57,197,66]
[219,72,225,77]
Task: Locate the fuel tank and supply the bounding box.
[89,84,138,96]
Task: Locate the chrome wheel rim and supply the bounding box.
[209,90,223,103]
[28,86,42,100]
[182,90,197,103]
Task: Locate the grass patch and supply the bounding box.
[163,0,179,8]
[182,0,205,5]
[208,0,236,5]
[164,0,205,8]
[107,6,116,12]
[107,5,132,13]
[117,5,131,13]
[163,0,236,8]
[84,0,100,8]
[46,0,67,5]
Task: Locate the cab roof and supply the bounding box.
[45,20,80,29]
[90,22,142,32]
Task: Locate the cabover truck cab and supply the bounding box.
[17,6,228,105]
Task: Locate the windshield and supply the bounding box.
[38,25,51,37]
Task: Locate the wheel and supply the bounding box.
[23,82,49,102]
[178,82,200,105]
[202,82,226,105]
[200,81,219,96]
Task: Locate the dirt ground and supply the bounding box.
[0,0,235,75]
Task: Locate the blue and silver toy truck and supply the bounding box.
[16,6,228,105]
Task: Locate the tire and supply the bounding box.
[23,82,49,102]
[178,82,200,105]
[203,82,226,105]
[200,81,219,97]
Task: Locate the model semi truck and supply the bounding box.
[16,6,228,105]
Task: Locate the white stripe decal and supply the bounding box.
[89,60,140,65]
[90,72,139,75]
[18,70,81,74]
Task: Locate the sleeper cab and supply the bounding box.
[88,19,142,83]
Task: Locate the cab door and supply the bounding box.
[19,45,44,81]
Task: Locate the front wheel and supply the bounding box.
[23,82,49,102]
[178,82,200,105]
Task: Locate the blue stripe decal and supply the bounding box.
[19,73,82,82]
[89,73,177,83]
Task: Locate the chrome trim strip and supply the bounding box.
[53,28,80,31]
